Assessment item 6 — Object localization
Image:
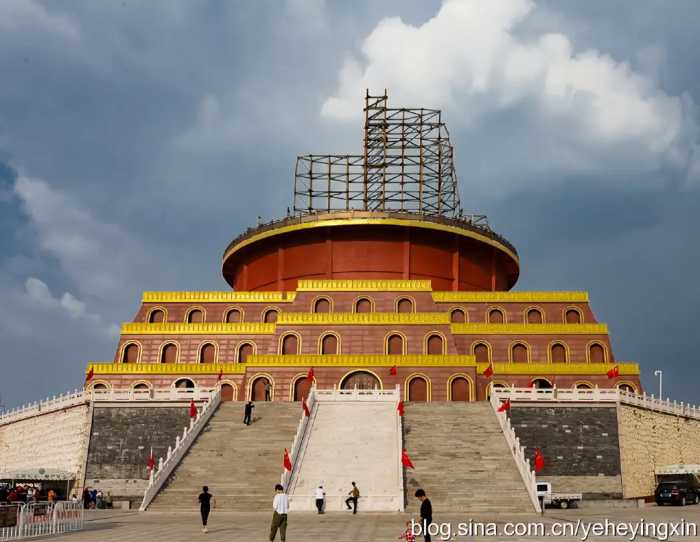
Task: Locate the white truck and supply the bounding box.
[536,482,582,509]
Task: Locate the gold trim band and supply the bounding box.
[120,323,276,335]
[296,279,432,292]
[476,362,639,376]
[451,323,608,335]
[87,363,246,375]
[246,354,475,366]
[277,312,450,325]
[434,291,589,303]
[142,291,296,303]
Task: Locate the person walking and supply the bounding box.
[243,401,255,425]
[314,485,325,514]
[345,481,360,514]
[414,489,433,542]
[198,485,215,534]
[269,484,288,542]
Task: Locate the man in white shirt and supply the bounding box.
[314,485,325,514]
[270,484,289,542]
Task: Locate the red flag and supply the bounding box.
[534,448,545,472]
[389,365,398,376]
[401,449,414,470]
[283,448,292,471]
[302,398,310,417]
[307,367,315,381]
[85,368,94,383]
[146,447,156,471]
[189,399,198,418]
[482,364,493,378]
[397,400,405,417]
[497,399,511,412]
[217,368,223,382]
[607,366,619,379]
[527,380,535,388]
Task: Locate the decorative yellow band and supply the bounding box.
[277,312,450,325]
[476,362,639,376]
[451,323,608,335]
[120,323,276,335]
[86,363,246,375]
[142,291,296,303]
[433,291,589,303]
[296,279,433,292]
[246,354,476,366]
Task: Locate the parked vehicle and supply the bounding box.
[536,482,582,509]
[655,480,700,506]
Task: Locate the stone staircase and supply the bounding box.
[148,402,300,511]
[403,402,534,513]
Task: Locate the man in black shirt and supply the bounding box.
[198,485,215,533]
[243,401,255,425]
[414,489,432,542]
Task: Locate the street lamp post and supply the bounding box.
[654,369,663,400]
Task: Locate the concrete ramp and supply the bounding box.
[288,393,402,511]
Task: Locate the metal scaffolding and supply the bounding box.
[294,91,486,225]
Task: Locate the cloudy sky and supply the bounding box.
[1,0,699,409]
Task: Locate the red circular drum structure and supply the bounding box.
[222,210,519,292]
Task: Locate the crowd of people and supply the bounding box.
[75,488,113,509]
[0,484,59,504]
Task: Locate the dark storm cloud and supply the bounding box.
[0,0,698,408]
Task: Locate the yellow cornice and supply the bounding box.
[120,323,276,335]
[277,312,450,325]
[451,323,608,335]
[476,362,639,376]
[223,216,519,267]
[433,291,589,303]
[296,279,432,292]
[86,363,247,375]
[142,291,296,303]
[246,354,476,366]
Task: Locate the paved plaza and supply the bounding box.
[50,505,700,541]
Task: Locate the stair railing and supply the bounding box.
[0,389,86,426]
[139,388,221,511]
[281,387,317,491]
[489,392,541,513]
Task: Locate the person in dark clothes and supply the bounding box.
[198,485,216,533]
[82,488,91,510]
[345,481,360,514]
[415,489,433,542]
[243,401,255,425]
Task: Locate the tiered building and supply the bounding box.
[86,92,640,401]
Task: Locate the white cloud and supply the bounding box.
[0,0,80,40]
[23,277,117,337]
[321,0,700,191]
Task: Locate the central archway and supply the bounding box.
[340,371,381,390]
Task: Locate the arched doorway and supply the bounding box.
[238,343,254,363]
[589,343,606,363]
[221,384,235,401]
[293,377,312,401]
[341,371,381,390]
[450,309,466,323]
[187,309,204,323]
[200,343,215,363]
[321,334,338,355]
[161,343,178,364]
[407,377,428,402]
[387,334,404,355]
[426,334,443,355]
[251,376,271,401]
[397,298,413,313]
[450,377,470,401]
[264,309,278,323]
[565,309,582,324]
[175,378,194,389]
[314,298,331,313]
[149,309,165,323]
[281,334,299,355]
[355,298,372,313]
[550,343,567,363]
[531,378,552,389]
[225,309,242,323]
[122,343,139,364]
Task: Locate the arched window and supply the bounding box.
[488,309,505,324]
[589,343,606,363]
[354,298,372,313]
[281,334,299,355]
[618,383,636,393]
[565,309,582,324]
[531,378,552,389]
[387,334,404,355]
[426,334,443,355]
[550,343,567,363]
[238,343,254,363]
[92,383,108,391]
[187,309,204,323]
[473,343,490,364]
[511,343,529,363]
[174,378,194,389]
[575,382,593,390]
[148,309,165,323]
[526,308,543,324]
[133,383,150,390]
[225,309,242,323]
[122,343,139,364]
[450,309,466,323]
[396,298,414,313]
[264,309,278,323]
[161,343,178,364]
[313,298,331,313]
[199,343,216,364]
[321,334,338,355]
